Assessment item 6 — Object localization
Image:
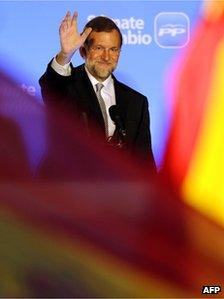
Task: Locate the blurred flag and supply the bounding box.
[163,1,224,226]
[1,67,224,297]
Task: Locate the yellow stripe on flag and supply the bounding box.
[182,40,224,226]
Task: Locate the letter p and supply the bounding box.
[215,286,221,293]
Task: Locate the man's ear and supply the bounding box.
[79,46,87,59]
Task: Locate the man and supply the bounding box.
[39,11,156,170]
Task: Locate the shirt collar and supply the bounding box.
[84,66,113,90]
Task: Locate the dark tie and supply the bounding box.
[95,83,108,137]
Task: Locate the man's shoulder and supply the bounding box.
[71,63,85,77]
[114,78,147,101]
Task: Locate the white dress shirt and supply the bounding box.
[51,58,116,137]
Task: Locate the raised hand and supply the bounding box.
[57,11,92,65]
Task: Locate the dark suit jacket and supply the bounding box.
[39,62,156,170]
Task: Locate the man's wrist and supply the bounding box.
[51,57,72,76]
[56,51,74,65]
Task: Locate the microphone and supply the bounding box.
[109,105,126,137]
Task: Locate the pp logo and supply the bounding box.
[154,12,190,48]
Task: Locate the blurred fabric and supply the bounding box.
[0,69,224,298]
[162,1,224,227]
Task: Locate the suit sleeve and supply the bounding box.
[134,98,156,171]
[39,61,73,106]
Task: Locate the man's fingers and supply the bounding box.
[61,11,72,28]
[60,10,91,48]
[66,11,73,26]
[63,11,70,22]
[71,11,78,24]
[81,27,92,42]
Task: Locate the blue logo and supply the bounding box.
[154,12,190,48]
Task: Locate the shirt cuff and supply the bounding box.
[51,57,72,76]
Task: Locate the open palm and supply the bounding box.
[59,11,92,55]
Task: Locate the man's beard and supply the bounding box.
[86,59,117,81]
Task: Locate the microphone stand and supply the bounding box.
[107,126,126,149]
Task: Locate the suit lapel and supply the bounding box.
[72,65,105,130]
[113,77,129,122]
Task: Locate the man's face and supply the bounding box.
[83,29,121,82]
